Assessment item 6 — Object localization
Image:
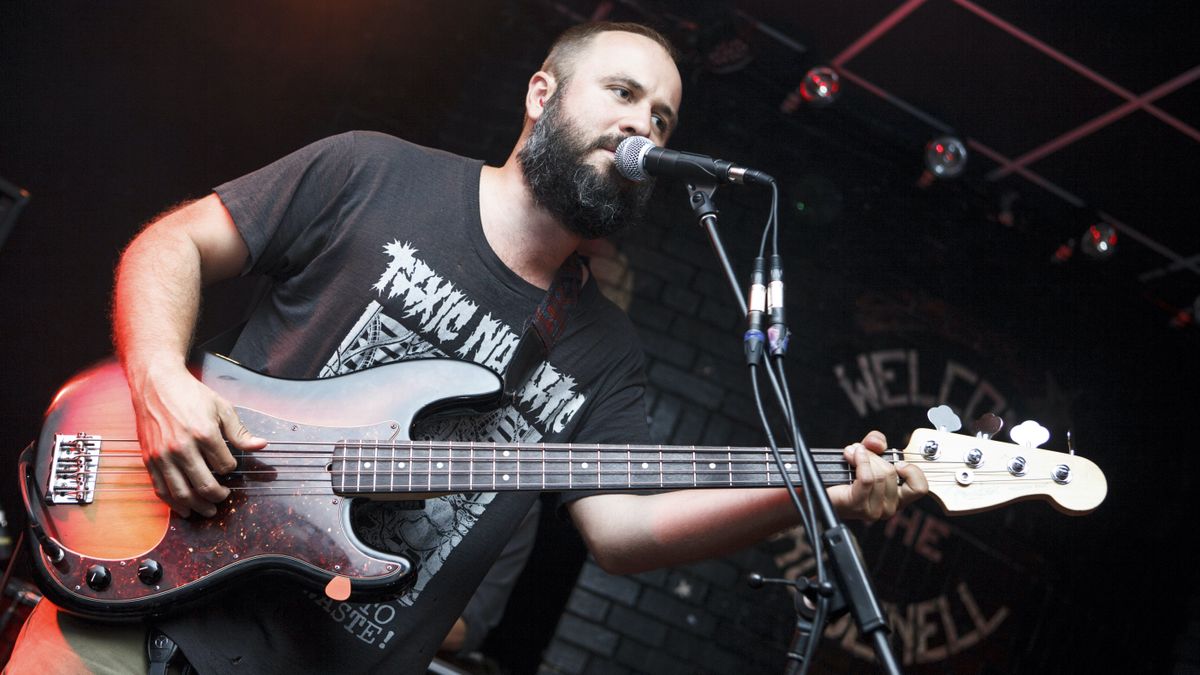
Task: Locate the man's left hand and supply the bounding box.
[827,430,928,521]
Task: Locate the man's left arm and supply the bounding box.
[568,430,928,575]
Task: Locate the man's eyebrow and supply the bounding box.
[611,74,677,127]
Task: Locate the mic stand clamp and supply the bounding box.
[748,572,845,672]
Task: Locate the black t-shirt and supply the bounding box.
[157,131,650,674]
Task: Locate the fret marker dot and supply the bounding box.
[641,462,649,469]
[502,474,510,481]
[363,462,372,469]
[436,462,444,469]
[398,462,406,469]
[581,462,589,469]
[785,463,793,470]
[502,450,510,457]
[708,462,716,469]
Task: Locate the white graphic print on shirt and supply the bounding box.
[310,240,585,628]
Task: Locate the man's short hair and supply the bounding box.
[542,22,679,88]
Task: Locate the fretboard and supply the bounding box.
[329,442,867,495]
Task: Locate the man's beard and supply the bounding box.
[517,94,655,239]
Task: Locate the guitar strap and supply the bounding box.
[501,253,583,403]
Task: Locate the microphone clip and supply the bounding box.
[685,181,720,220]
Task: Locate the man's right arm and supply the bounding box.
[113,193,266,518]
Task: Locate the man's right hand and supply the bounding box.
[112,194,258,517]
[128,359,267,517]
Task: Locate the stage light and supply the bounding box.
[924,136,968,179]
[800,67,840,106]
[696,11,753,74]
[1080,222,1118,260]
[781,66,840,113]
[1051,239,1075,264]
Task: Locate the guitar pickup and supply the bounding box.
[47,433,101,505]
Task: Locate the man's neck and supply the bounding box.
[478,158,582,291]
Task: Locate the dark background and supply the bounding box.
[2,1,1198,673]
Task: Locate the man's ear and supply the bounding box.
[525,71,557,120]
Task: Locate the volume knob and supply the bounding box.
[138,559,164,585]
[85,564,111,591]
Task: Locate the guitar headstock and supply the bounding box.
[904,413,1107,516]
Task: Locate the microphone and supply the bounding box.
[614,136,774,186]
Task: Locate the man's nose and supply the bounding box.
[619,108,654,139]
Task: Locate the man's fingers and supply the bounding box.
[834,435,928,521]
[219,404,267,452]
[847,445,881,520]
[896,460,929,506]
[178,452,229,517]
[151,459,194,518]
[861,430,887,454]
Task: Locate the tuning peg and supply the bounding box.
[971,413,1004,439]
[926,405,962,432]
[1010,420,1049,448]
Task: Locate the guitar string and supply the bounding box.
[69,476,1068,498]
[76,464,1031,479]
[51,442,1066,497]
[68,458,993,480]
[69,439,993,457]
[69,459,1052,494]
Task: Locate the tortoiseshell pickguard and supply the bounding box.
[39,411,413,616]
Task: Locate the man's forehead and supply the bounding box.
[574,31,682,106]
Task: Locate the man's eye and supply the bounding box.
[612,87,631,99]
[653,116,667,131]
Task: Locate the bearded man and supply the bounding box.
[7,22,925,674]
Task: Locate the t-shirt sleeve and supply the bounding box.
[214,132,356,279]
[555,338,654,509]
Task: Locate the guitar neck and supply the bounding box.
[331,442,859,495]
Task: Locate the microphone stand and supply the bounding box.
[683,181,901,675]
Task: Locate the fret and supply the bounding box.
[406,442,430,492]
[658,449,694,488]
[571,451,598,489]
[658,446,663,488]
[356,441,363,493]
[626,444,631,489]
[519,446,542,490]
[388,441,395,494]
[543,446,571,490]
[598,446,628,489]
[693,447,734,487]
[494,445,517,490]
[445,445,474,491]
[337,440,346,493]
[626,449,664,489]
[427,440,435,491]
[407,443,414,492]
[372,441,379,495]
[469,442,474,492]
[468,442,493,490]
[541,443,546,491]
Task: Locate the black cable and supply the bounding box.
[748,182,830,675]
[770,181,781,256]
[747,367,815,543]
[776,358,830,675]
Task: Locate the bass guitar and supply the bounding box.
[20,352,1106,620]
